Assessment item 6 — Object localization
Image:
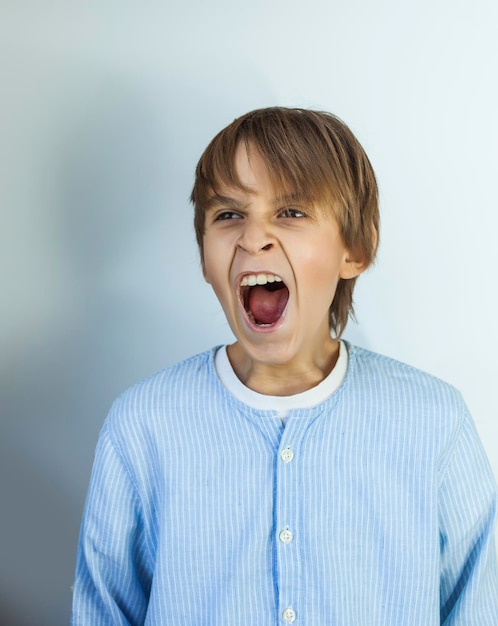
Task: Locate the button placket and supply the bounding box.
[276,432,302,624]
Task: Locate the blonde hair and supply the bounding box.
[191,107,379,336]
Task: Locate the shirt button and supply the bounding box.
[282,607,296,622]
[280,447,294,463]
[279,529,293,543]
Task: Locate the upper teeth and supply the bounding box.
[240,273,283,287]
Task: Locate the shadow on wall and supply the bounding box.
[0,445,79,625]
[2,75,184,625]
[2,65,273,625]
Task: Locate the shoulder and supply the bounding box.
[114,349,219,407]
[347,343,463,401]
[345,343,468,437]
[104,347,221,442]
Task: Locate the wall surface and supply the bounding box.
[1,1,497,624]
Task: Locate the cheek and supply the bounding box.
[201,240,218,285]
[202,231,235,284]
[298,242,346,286]
[202,255,211,284]
[202,250,231,301]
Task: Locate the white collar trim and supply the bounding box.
[214,341,348,413]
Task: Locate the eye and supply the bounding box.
[278,207,308,218]
[214,210,243,221]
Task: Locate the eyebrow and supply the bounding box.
[203,191,314,215]
[273,192,310,207]
[204,195,247,213]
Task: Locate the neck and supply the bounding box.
[227,339,340,396]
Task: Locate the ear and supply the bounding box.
[340,226,377,279]
[339,253,367,280]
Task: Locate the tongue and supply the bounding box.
[248,285,289,325]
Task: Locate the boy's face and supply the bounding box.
[202,142,364,371]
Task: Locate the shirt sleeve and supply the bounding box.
[71,422,152,626]
[438,408,498,624]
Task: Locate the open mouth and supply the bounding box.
[240,273,289,327]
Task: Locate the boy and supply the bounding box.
[71,108,498,625]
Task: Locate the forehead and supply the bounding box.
[205,142,318,210]
[234,142,269,189]
[213,143,283,198]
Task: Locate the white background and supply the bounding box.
[1,1,497,623]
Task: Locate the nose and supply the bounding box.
[237,218,275,254]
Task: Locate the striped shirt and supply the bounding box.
[71,343,498,625]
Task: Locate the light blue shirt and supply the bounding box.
[72,344,498,625]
